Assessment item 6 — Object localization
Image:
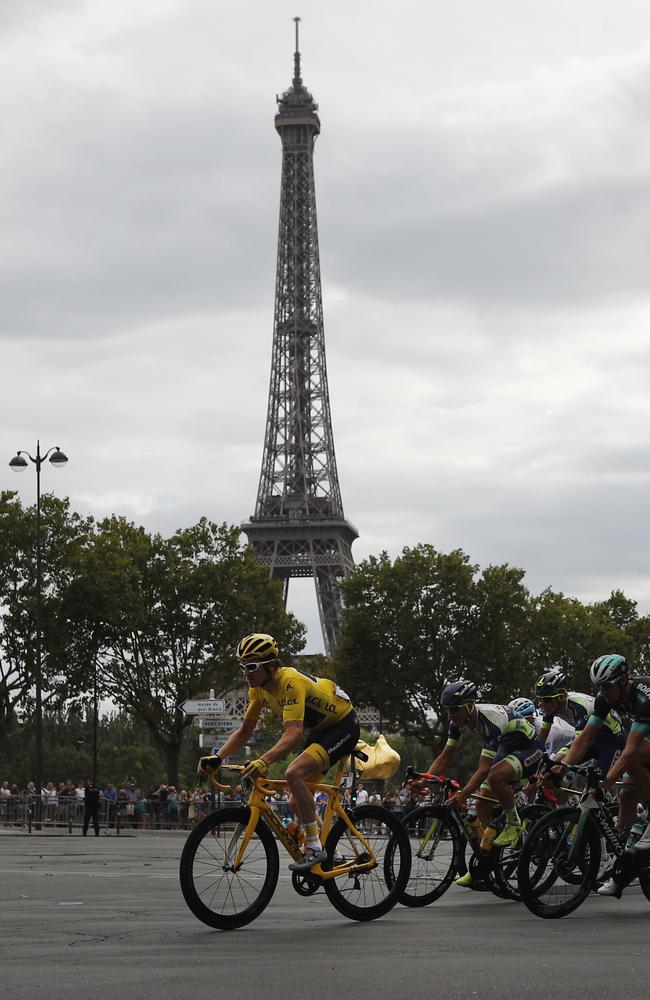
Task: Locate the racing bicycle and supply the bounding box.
[517,761,650,918]
[179,754,411,929]
[394,767,547,906]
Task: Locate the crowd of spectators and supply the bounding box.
[0,775,426,830]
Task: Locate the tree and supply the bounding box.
[0,491,94,742]
[334,546,478,745]
[69,516,305,785]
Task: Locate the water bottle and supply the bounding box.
[625,821,645,854]
[480,825,497,852]
[282,816,305,846]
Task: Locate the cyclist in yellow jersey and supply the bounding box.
[198,633,360,871]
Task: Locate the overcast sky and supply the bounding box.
[3,0,650,652]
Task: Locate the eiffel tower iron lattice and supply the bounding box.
[242,20,358,656]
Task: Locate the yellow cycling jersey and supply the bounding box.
[243,666,353,732]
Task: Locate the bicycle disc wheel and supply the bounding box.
[323,805,411,921]
[180,806,279,930]
[398,806,462,906]
[517,806,600,919]
[492,804,550,901]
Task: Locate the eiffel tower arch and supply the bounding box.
[242,20,358,655]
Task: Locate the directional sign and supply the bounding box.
[180,699,225,716]
[199,719,241,733]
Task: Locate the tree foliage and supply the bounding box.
[335,544,649,752]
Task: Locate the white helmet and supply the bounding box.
[590,654,627,687]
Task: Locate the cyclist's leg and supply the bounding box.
[491,742,543,845]
[287,711,360,869]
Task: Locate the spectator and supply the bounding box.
[103,782,117,828]
[124,782,138,829]
[167,787,180,829]
[0,781,10,821]
[43,782,59,823]
[82,778,101,836]
[355,782,369,807]
[179,789,190,826]
[314,789,328,820]
[157,783,169,830]
[74,780,85,819]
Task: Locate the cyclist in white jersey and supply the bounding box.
[508,698,575,755]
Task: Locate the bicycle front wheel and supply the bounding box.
[180,806,279,930]
[323,805,411,921]
[517,806,600,919]
[398,805,462,907]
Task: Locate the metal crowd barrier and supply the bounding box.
[0,793,255,834]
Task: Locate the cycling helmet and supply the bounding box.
[534,668,568,699]
[508,697,536,718]
[441,680,478,709]
[590,654,628,687]
[236,633,279,664]
[500,717,537,751]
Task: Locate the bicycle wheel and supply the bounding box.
[492,804,550,901]
[517,806,600,918]
[397,805,462,906]
[180,806,279,930]
[323,805,411,921]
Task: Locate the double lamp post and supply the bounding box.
[9,442,68,797]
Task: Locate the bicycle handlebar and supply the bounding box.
[404,765,461,791]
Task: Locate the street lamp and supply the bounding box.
[9,441,69,801]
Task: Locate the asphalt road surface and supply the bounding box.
[1,831,648,1000]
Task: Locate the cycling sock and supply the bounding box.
[504,806,521,827]
[305,821,321,849]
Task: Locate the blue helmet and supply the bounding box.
[508,697,536,718]
[441,680,478,709]
[535,668,568,699]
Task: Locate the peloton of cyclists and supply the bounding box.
[426,680,544,887]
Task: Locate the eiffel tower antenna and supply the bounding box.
[242,21,358,655]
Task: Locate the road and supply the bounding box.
[1,831,647,1000]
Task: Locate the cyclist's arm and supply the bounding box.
[260,720,304,766]
[428,744,455,777]
[555,719,603,768]
[602,727,648,791]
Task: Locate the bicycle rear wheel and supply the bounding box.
[517,806,600,919]
[323,805,411,921]
[398,805,462,906]
[180,806,279,930]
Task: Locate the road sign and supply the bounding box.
[180,698,226,716]
[199,734,222,749]
[198,719,241,733]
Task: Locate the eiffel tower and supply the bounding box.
[242,19,358,655]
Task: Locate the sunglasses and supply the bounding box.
[240,658,274,672]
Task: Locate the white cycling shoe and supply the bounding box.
[597,878,623,898]
[632,823,650,852]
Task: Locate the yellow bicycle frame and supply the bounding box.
[209,758,378,881]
